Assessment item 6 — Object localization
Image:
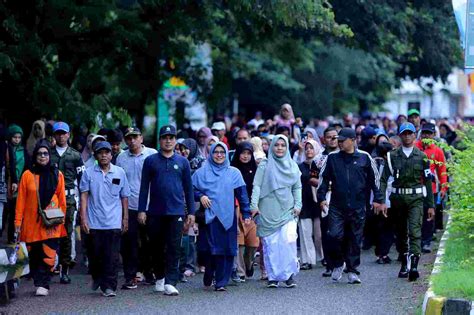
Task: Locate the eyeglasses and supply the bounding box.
[213,150,226,156]
[37,152,49,157]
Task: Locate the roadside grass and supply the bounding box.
[431,234,474,300]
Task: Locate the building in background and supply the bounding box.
[383,69,474,118]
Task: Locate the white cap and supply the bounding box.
[211,122,226,131]
[91,134,106,145]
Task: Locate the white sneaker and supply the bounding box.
[347,272,362,284]
[135,272,145,282]
[154,278,165,292]
[331,262,346,282]
[163,284,179,296]
[35,287,49,296]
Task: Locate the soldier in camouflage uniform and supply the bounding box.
[378,122,434,282]
[50,122,85,284]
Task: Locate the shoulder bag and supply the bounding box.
[33,175,65,228]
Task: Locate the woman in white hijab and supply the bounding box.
[297,139,324,270]
[26,120,45,157]
[249,137,266,165]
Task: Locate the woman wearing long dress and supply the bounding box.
[251,134,302,288]
[192,142,251,291]
[298,139,324,270]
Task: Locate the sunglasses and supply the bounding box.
[37,151,49,157]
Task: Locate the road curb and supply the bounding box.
[422,217,473,315]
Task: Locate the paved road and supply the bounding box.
[5,246,435,315]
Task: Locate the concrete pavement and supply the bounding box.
[4,247,434,315]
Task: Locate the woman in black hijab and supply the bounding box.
[180,138,205,174]
[231,142,259,281]
[178,138,205,280]
[15,139,66,296]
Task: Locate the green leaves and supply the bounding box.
[446,124,474,240]
[0,0,462,126]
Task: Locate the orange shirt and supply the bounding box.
[15,170,67,243]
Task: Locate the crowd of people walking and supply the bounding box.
[0,103,464,297]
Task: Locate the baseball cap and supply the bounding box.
[337,128,356,141]
[361,126,377,138]
[53,122,70,133]
[93,141,112,153]
[421,123,436,134]
[124,127,141,137]
[211,122,226,131]
[159,125,177,138]
[407,109,420,117]
[91,134,106,146]
[398,122,416,134]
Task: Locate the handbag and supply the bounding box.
[33,176,65,228]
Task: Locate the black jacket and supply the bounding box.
[317,150,382,211]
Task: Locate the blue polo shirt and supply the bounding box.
[80,164,130,229]
[138,151,195,216]
[116,146,158,210]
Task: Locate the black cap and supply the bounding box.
[94,141,112,153]
[421,123,436,134]
[159,125,177,138]
[124,127,141,137]
[337,128,356,141]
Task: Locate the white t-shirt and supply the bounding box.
[402,146,413,158]
[56,146,67,157]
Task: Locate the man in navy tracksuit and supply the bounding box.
[317,128,383,284]
[138,125,195,296]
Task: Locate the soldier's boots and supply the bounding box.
[398,253,409,278]
[408,254,420,282]
[60,265,71,284]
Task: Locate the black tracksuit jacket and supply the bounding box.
[317,150,383,211]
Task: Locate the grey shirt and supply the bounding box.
[116,146,157,210]
[80,164,130,229]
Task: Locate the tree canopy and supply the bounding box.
[0,0,462,128]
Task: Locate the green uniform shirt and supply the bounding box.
[380,146,434,208]
[50,146,85,191]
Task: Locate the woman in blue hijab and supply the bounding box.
[192,142,251,291]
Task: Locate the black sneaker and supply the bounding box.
[285,276,296,288]
[179,274,188,283]
[239,276,246,283]
[245,265,254,278]
[60,273,71,284]
[376,256,392,264]
[382,256,392,264]
[91,280,100,291]
[121,280,138,290]
[300,263,312,270]
[422,244,432,253]
[267,281,278,288]
[322,268,332,277]
[144,276,156,285]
